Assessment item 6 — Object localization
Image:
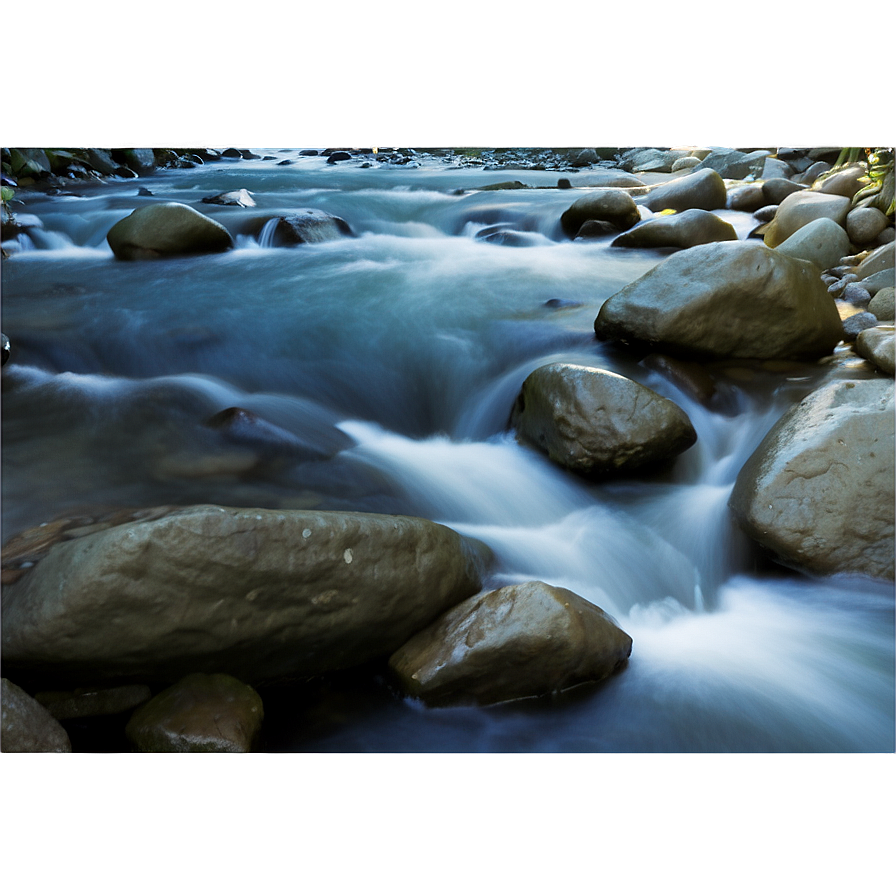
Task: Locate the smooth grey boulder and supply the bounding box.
[763,191,851,248]
[511,363,697,476]
[727,184,766,212]
[610,209,737,250]
[695,148,770,179]
[1,678,72,752]
[256,209,353,245]
[774,217,852,271]
[642,168,728,213]
[818,165,868,200]
[107,202,234,260]
[594,241,844,360]
[560,189,641,237]
[1,506,487,687]
[856,244,895,279]
[846,207,888,245]
[761,178,805,206]
[125,673,263,752]
[868,287,895,320]
[729,375,895,580]
[388,581,632,706]
[671,156,701,172]
[855,325,895,375]
[861,268,896,296]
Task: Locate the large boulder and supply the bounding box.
[818,164,867,199]
[594,241,844,360]
[107,202,234,260]
[560,189,641,237]
[729,375,895,580]
[1,678,72,752]
[641,168,728,213]
[610,209,737,250]
[511,363,696,476]
[695,148,770,179]
[763,191,851,248]
[1,506,487,687]
[255,209,354,246]
[388,581,632,706]
[774,217,852,271]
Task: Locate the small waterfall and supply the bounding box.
[257,216,279,248]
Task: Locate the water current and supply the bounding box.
[2,150,893,751]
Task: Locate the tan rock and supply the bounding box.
[763,191,851,248]
[107,202,233,260]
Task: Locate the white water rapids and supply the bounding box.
[1,151,893,751]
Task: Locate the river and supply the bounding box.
[2,149,893,751]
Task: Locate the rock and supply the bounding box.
[807,147,843,163]
[860,268,896,296]
[610,209,737,249]
[572,149,600,167]
[695,148,770,179]
[1,332,9,366]
[729,375,895,580]
[478,181,527,191]
[855,325,895,375]
[642,353,717,406]
[799,160,832,184]
[35,684,151,720]
[560,189,641,237]
[847,207,889,246]
[221,148,243,159]
[256,209,354,246]
[762,178,806,206]
[727,184,766,212]
[119,148,157,172]
[761,157,795,180]
[774,217,852,271]
[819,164,869,200]
[876,227,895,246]
[594,241,843,360]
[1,506,486,686]
[753,204,779,223]
[856,244,895,279]
[327,151,352,164]
[201,189,256,208]
[624,148,690,173]
[841,283,872,307]
[573,220,620,239]
[868,287,895,320]
[1,678,72,752]
[642,168,728,213]
[388,581,632,706]
[125,673,263,752]
[8,148,52,178]
[763,191,851,248]
[106,202,234,260]
[841,311,879,341]
[671,156,701,172]
[85,149,119,177]
[510,363,697,476]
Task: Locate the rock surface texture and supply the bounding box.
[641,169,728,213]
[1,678,72,752]
[388,581,633,706]
[610,209,737,249]
[560,189,641,237]
[594,241,844,360]
[1,506,486,686]
[729,375,895,580]
[763,191,851,247]
[511,363,697,476]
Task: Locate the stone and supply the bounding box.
[560,189,641,237]
[125,673,263,752]
[610,209,737,250]
[85,149,119,177]
[327,151,352,164]
[800,160,832,184]
[695,148,770,179]
[753,204,779,223]
[201,189,256,207]
[761,157,794,180]
[1,506,487,687]
[510,363,697,476]
[876,227,895,246]
[106,202,234,260]
[642,353,717,406]
[727,184,766,212]
[671,156,701,172]
[729,375,895,580]
[574,220,620,239]
[818,165,867,199]
[840,283,872,307]
[221,148,243,159]
[1,678,71,752]
[856,244,895,280]
[774,217,852,271]
[119,148,157,172]
[624,148,690,172]
[868,287,895,320]
[388,581,632,706]
[762,178,806,206]
[847,207,889,245]
[478,181,527,191]
[35,684,152,720]
[642,168,728,213]
[763,191,851,248]
[841,311,879,341]
[572,148,600,167]
[594,241,843,360]
[855,325,895,375]
[256,210,354,246]
[860,268,896,296]
[8,148,52,178]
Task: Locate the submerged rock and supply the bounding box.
[125,673,263,753]
[256,209,354,245]
[729,375,895,580]
[511,363,696,476]
[594,241,844,360]
[1,506,486,686]
[388,581,632,706]
[106,202,234,260]
[559,189,641,237]
[1,678,72,752]
[610,209,737,250]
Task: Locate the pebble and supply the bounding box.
[841,283,872,306]
[841,311,879,341]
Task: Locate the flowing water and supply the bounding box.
[2,150,893,751]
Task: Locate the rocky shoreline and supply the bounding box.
[1,145,894,752]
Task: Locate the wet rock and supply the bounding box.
[511,363,696,476]
[847,207,889,246]
[727,184,766,212]
[695,148,770,179]
[595,241,843,360]
[106,202,234,260]
[221,148,243,159]
[85,149,119,177]
[35,684,152,720]
[327,151,352,164]
[201,189,256,208]
[125,673,263,752]
[623,148,689,172]
[610,209,737,250]
[1,678,72,752]
[818,165,867,199]
[855,325,895,375]
[575,220,621,239]
[118,149,157,172]
[388,581,632,706]
[868,287,895,320]
[642,353,717,406]
[572,149,600,167]
[1,506,487,686]
[642,168,728,213]
[560,189,641,237]
[774,218,852,271]
[856,244,895,280]
[762,190,851,248]
[761,178,805,206]
[258,209,354,245]
[478,180,527,191]
[729,375,895,580]
[753,204,779,223]
[841,311,879,341]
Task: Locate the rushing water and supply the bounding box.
[2,150,893,752]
